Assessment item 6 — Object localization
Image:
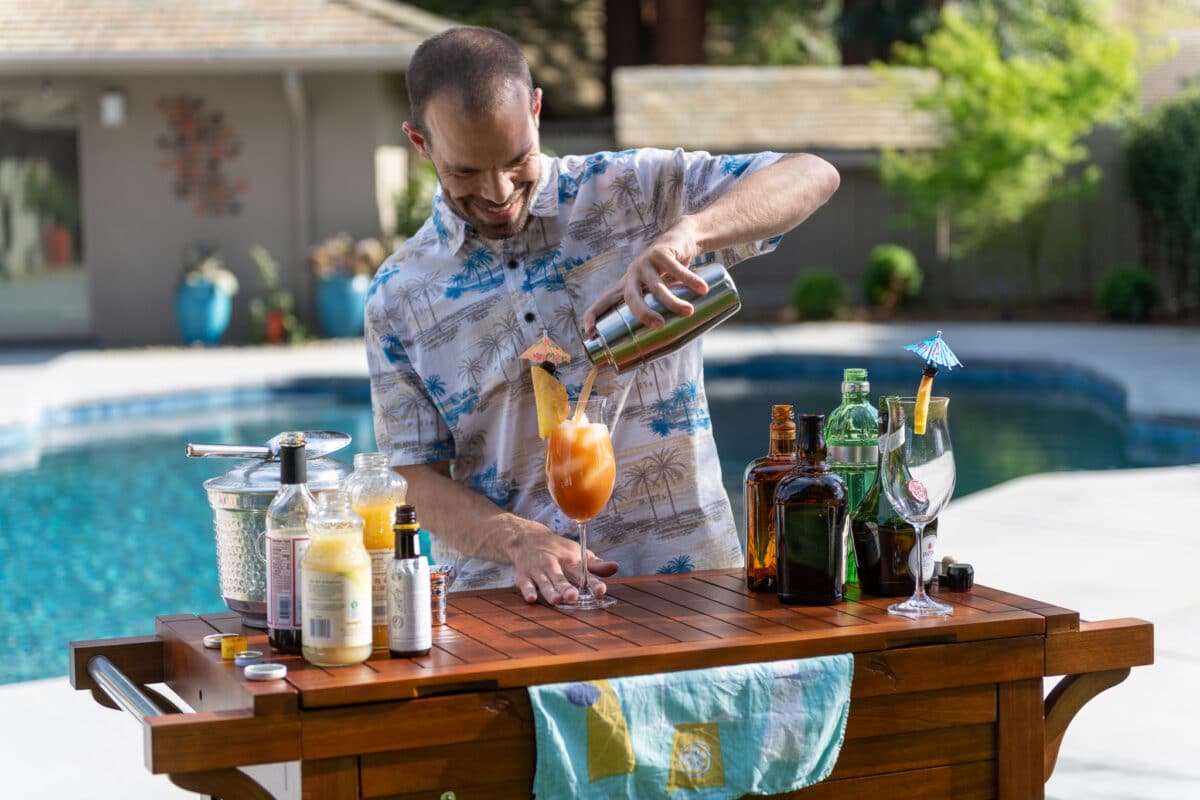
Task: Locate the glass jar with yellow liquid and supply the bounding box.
[301,490,372,667]
[342,452,407,648]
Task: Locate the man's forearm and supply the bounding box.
[394,462,529,565]
[685,152,840,255]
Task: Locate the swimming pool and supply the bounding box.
[2,363,1197,684]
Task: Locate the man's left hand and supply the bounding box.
[581,218,709,334]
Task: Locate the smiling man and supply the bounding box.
[365,26,840,605]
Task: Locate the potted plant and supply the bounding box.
[23,160,80,268]
[249,244,309,344]
[309,233,388,338]
[175,243,238,345]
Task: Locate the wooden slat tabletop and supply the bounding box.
[157,570,1059,711]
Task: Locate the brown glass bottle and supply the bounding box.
[743,405,796,592]
[851,398,937,596]
[774,413,848,605]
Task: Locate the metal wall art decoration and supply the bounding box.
[156,94,247,217]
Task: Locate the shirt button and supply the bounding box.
[524,312,536,323]
[507,259,519,270]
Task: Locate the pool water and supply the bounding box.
[1,371,1195,684]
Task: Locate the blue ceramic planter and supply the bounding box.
[317,274,370,338]
[175,280,233,346]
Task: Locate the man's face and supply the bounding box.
[406,86,542,240]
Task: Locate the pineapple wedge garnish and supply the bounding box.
[531,364,571,439]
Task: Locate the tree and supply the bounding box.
[1123,93,1200,313]
[876,1,1138,305]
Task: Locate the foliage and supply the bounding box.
[394,158,438,240]
[876,1,1138,303]
[1095,264,1160,322]
[22,160,79,228]
[863,244,923,308]
[1122,91,1200,311]
[179,243,238,296]
[709,0,840,66]
[309,233,388,280]
[791,270,848,320]
[248,245,310,343]
[836,0,941,64]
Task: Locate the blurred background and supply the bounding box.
[1,0,1198,346]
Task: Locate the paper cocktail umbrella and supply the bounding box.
[903,330,963,434]
[520,330,572,367]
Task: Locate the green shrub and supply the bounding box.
[863,244,923,308]
[1096,265,1160,322]
[791,270,848,321]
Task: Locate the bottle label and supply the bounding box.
[828,444,878,464]
[266,531,309,631]
[369,549,391,623]
[907,533,938,583]
[301,568,372,647]
[387,559,432,653]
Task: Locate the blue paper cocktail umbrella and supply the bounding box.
[903,330,962,434]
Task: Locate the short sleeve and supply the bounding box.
[364,288,454,467]
[671,148,786,267]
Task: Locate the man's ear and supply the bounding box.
[402,122,432,159]
[532,87,542,128]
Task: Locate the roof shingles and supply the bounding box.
[0,0,451,61]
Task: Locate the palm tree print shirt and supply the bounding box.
[365,148,783,591]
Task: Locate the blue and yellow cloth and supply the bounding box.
[528,654,853,799]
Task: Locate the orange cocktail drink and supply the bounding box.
[545,417,615,522]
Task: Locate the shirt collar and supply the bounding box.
[431,153,559,255]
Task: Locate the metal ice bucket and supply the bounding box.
[193,433,353,629]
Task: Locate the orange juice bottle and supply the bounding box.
[343,453,407,648]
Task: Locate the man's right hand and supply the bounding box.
[509,524,620,605]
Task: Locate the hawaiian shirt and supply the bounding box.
[365,147,783,591]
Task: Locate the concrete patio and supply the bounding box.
[1,320,1197,798]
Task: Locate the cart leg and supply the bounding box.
[302,756,359,800]
[998,678,1045,800]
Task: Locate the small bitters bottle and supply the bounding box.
[266,431,316,654]
[743,404,796,592]
[387,504,432,658]
[774,413,849,605]
[342,452,408,649]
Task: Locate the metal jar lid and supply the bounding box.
[203,456,352,496]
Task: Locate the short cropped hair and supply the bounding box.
[406,26,534,139]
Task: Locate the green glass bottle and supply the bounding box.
[825,368,878,585]
[851,397,938,596]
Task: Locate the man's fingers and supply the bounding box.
[581,285,624,334]
[589,578,608,599]
[517,579,539,604]
[586,557,620,578]
[647,279,694,318]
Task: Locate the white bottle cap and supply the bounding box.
[244,663,287,681]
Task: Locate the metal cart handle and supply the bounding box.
[87,655,164,721]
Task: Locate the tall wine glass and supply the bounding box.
[545,395,617,611]
[881,397,956,618]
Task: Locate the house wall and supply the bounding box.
[70,71,396,346]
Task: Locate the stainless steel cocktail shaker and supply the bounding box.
[582,262,741,373]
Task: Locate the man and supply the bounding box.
[365,26,839,605]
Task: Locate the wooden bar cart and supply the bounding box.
[70,570,1153,799]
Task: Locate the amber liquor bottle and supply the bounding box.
[743,405,796,592]
[774,413,848,605]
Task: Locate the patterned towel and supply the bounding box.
[528,654,853,799]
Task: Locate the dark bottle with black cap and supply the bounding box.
[266,432,316,654]
[386,504,432,657]
[774,414,848,605]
